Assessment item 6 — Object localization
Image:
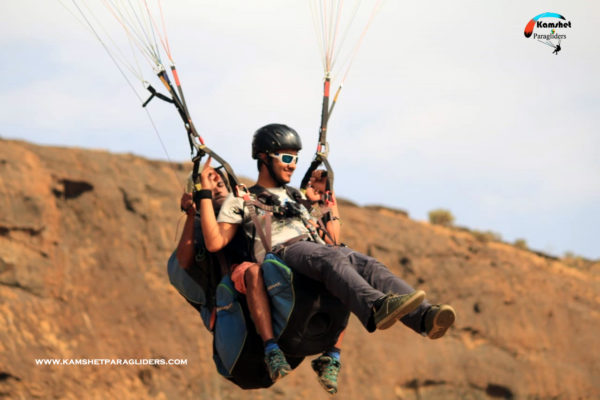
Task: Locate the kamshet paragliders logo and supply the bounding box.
[524,12,572,55]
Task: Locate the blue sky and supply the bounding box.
[1,1,599,259]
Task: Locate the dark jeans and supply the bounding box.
[280,241,430,333]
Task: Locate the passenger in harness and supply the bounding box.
[200,123,457,383]
[172,167,296,382]
[169,164,349,392]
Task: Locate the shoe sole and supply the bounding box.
[311,360,338,395]
[376,290,426,330]
[315,374,337,395]
[318,379,337,395]
[427,305,456,339]
[271,366,292,382]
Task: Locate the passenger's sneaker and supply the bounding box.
[424,304,456,339]
[374,290,426,330]
[311,355,341,395]
[264,347,292,382]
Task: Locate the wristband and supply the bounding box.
[197,189,212,199]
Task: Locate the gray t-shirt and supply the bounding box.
[217,187,324,262]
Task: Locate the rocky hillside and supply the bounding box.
[1,139,598,400]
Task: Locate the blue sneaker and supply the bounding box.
[265,347,292,382]
[311,355,341,395]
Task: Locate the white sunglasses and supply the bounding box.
[270,152,298,164]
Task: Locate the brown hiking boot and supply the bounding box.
[373,290,426,330]
[424,304,456,339]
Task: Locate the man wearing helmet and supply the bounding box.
[199,123,456,393]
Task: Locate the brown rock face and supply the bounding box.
[1,139,598,399]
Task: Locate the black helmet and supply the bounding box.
[252,124,302,159]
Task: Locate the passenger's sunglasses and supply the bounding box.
[270,152,298,164]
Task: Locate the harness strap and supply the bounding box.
[316,215,337,245]
[265,213,272,249]
[237,184,336,256]
[210,250,230,331]
[243,194,272,254]
[245,199,276,213]
[215,251,230,277]
[271,234,310,256]
[300,215,322,243]
[285,186,313,211]
[192,145,239,190]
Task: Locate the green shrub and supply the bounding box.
[562,252,590,270]
[471,230,502,243]
[514,239,528,250]
[563,251,575,259]
[428,209,455,227]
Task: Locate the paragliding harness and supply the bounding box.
[211,183,349,386]
[167,219,233,331]
[166,216,294,389]
[168,183,347,389]
[212,254,303,389]
[236,183,338,250]
[211,253,350,389]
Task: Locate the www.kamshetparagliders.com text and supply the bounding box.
[35,358,188,366]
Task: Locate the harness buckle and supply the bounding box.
[317,142,330,158]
